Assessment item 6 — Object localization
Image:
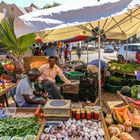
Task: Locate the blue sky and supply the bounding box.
[0,0,74,8]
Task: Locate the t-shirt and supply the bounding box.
[39,64,69,83]
[76,47,82,54]
[44,46,57,56]
[88,59,107,73]
[15,76,34,107]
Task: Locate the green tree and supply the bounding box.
[0,17,35,72]
[43,2,61,9]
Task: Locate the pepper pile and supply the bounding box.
[0,117,40,137]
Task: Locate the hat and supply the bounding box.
[87,65,98,73]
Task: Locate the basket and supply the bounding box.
[0,74,13,83]
[62,83,79,94]
[30,61,46,69]
[106,83,122,93]
[23,56,48,73]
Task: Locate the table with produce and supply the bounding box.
[0,99,140,140]
[0,107,41,140]
[0,83,16,107]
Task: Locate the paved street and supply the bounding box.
[71,49,118,63]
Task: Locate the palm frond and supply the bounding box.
[0,17,35,57]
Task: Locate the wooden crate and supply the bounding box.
[62,83,79,94]
[5,107,37,118]
[100,111,111,140]
[23,56,48,73]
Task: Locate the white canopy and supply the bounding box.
[14,0,140,42]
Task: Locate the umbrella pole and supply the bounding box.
[94,23,111,113]
[126,40,128,63]
[94,24,110,112]
[98,21,102,107]
[87,43,89,64]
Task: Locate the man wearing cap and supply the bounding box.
[87,59,107,86]
[15,68,47,107]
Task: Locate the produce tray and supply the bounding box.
[0,116,40,139]
[14,107,37,118]
[35,111,110,140]
[5,107,37,118]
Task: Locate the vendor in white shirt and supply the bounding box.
[15,69,47,107]
[39,56,71,99]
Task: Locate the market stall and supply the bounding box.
[0,96,140,140]
[106,60,140,93]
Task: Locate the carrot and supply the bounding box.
[35,104,41,116]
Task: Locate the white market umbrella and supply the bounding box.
[14,0,140,40]
[14,0,140,106]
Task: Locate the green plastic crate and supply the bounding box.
[65,71,84,80]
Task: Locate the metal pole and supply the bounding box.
[98,21,102,107]
[87,43,89,64]
[126,40,128,63]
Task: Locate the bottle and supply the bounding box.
[86,111,92,120]
[72,109,76,118]
[81,110,85,119]
[76,111,81,120]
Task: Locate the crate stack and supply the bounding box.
[79,72,98,102]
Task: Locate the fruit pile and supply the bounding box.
[1,60,15,73]
[114,106,140,128]
[105,106,138,140]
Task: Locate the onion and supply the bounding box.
[56,132,63,139]
[98,128,104,136]
[49,134,57,140]
[90,136,96,140]
[83,136,90,140]
[40,133,48,140]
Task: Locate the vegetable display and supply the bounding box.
[107,76,124,86]
[108,61,140,74]
[0,117,39,137]
[40,119,105,140]
[131,85,140,99]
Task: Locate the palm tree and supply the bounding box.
[43,2,61,9]
[0,17,35,73]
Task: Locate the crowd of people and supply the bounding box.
[31,42,82,62]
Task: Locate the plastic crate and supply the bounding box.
[66,71,84,80]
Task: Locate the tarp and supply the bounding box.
[14,0,140,41]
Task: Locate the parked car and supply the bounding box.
[104,45,114,53]
[117,43,140,61]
